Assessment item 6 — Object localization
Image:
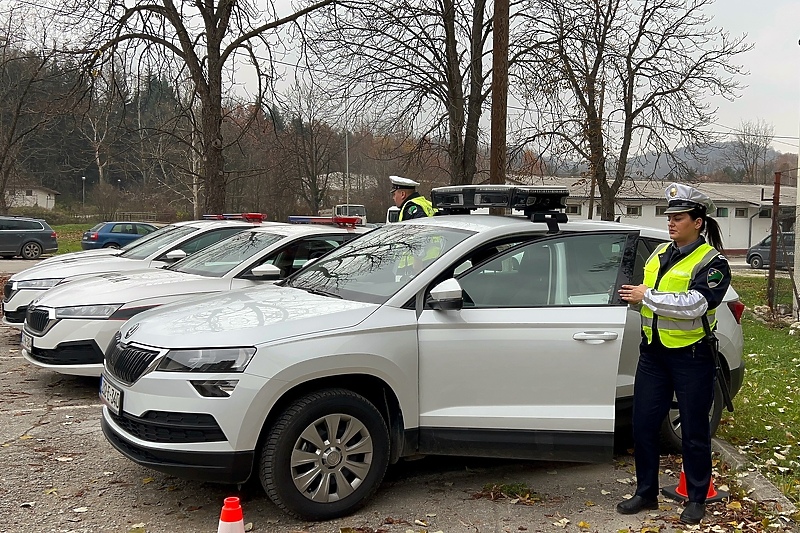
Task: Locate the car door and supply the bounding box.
[416,232,637,462]
[0,219,14,254]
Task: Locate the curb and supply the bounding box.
[713,438,797,517]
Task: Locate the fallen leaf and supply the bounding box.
[73,507,88,513]
[727,501,743,511]
[44,488,57,495]
[19,435,33,440]
[20,501,34,508]
[414,520,428,526]
[601,489,611,495]
[578,521,590,529]
[585,500,595,506]
[553,518,570,527]
[142,477,154,485]
[56,457,73,462]
[128,524,146,533]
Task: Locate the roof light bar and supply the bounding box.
[202,213,265,223]
[287,215,360,227]
[431,184,570,232]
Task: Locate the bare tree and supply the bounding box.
[513,0,751,220]
[75,0,335,213]
[304,0,495,185]
[728,119,774,185]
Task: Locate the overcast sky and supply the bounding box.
[704,0,800,153]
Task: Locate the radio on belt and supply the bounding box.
[431,184,569,233]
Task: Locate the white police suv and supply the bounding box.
[99,186,744,520]
[22,222,368,377]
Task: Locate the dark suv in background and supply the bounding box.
[0,216,58,259]
[747,232,794,269]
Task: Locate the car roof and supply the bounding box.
[240,223,372,237]
[401,213,670,240]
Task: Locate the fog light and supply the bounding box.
[191,380,239,398]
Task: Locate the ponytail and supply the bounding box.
[702,216,725,254]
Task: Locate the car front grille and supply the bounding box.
[25,307,54,334]
[106,342,160,384]
[2,307,26,323]
[29,343,103,366]
[106,409,226,443]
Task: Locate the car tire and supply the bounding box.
[749,255,763,269]
[103,243,120,249]
[20,241,42,260]
[259,388,390,520]
[659,379,724,454]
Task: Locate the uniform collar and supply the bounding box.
[670,236,705,258]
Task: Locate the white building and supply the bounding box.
[508,176,796,254]
[5,185,60,210]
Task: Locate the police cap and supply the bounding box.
[663,182,715,214]
[389,175,419,191]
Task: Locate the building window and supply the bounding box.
[565,204,581,215]
[759,208,772,219]
[596,205,602,216]
[655,206,668,216]
[25,190,33,196]
[716,207,729,217]
[626,205,642,216]
[734,208,748,218]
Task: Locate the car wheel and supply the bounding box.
[103,243,120,249]
[259,388,390,520]
[20,242,42,260]
[659,379,724,454]
[749,255,763,269]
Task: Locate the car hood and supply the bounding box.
[35,248,121,266]
[12,256,155,282]
[120,285,378,349]
[33,269,217,307]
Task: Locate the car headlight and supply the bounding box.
[157,347,257,373]
[15,279,63,290]
[54,304,122,319]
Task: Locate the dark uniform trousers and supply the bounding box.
[632,337,716,503]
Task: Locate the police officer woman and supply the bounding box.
[616,183,731,525]
[389,175,434,220]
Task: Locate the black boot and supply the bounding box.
[680,502,705,524]
[616,495,659,515]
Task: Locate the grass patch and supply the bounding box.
[716,273,800,505]
[52,224,94,254]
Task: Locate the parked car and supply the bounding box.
[99,186,744,521]
[746,232,794,269]
[0,215,58,259]
[22,223,368,377]
[2,218,265,326]
[80,221,159,250]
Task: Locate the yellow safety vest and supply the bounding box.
[641,242,721,348]
[398,196,435,221]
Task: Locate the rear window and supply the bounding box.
[89,223,104,232]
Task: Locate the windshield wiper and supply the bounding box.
[299,287,342,299]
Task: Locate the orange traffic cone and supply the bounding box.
[661,466,728,503]
[217,496,246,533]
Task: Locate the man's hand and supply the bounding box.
[619,284,647,304]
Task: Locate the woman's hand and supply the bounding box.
[619,284,647,304]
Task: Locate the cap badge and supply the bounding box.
[669,186,678,197]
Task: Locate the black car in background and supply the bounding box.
[0,216,58,259]
[747,232,794,269]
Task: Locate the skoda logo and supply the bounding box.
[124,323,140,339]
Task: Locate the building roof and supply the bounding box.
[505,175,797,207]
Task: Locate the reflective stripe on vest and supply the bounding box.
[398,196,435,221]
[641,242,720,347]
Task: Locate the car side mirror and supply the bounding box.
[427,278,463,311]
[250,263,282,280]
[164,249,187,262]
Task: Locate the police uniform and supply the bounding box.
[389,176,434,221]
[623,183,731,522]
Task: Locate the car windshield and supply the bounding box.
[169,230,284,277]
[286,224,474,304]
[119,225,198,260]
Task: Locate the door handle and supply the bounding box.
[573,331,619,341]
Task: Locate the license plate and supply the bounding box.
[99,375,122,416]
[21,331,32,353]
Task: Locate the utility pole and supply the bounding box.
[489,0,509,196]
[794,38,800,318]
[768,171,781,313]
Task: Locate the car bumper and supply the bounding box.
[101,413,254,483]
[21,317,114,376]
[80,241,103,250]
[728,361,745,398]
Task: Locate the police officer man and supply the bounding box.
[616,183,731,526]
[390,175,434,221]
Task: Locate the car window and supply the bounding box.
[111,224,133,234]
[137,224,156,235]
[632,239,654,286]
[258,237,341,277]
[458,233,628,307]
[171,230,284,277]
[120,225,199,259]
[166,227,245,256]
[89,223,104,232]
[287,224,475,304]
[20,220,43,230]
